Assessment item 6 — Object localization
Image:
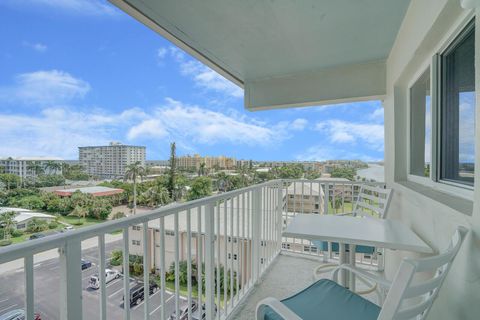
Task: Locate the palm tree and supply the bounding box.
[142,185,171,207]
[27,161,44,186]
[45,161,61,175]
[167,142,177,200]
[0,211,17,240]
[124,161,147,215]
[198,162,206,176]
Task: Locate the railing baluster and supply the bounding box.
[216,202,221,320]
[197,207,203,312]
[99,234,107,320]
[123,228,131,320]
[159,217,166,320]
[187,209,192,320]
[236,195,240,300]
[205,203,215,320]
[252,188,261,282]
[143,222,150,320]
[24,255,34,320]
[174,212,180,320]
[59,239,83,320]
[229,198,234,306]
[241,192,246,296]
[223,199,228,315]
[246,191,251,288]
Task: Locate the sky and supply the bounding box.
[0,0,385,162]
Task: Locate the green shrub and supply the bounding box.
[26,218,48,233]
[112,212,126,220]
[48,221,58,229]
[110,250,123,266]
[0,240,12,246]
[10,229,24,237]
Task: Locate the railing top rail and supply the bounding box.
[0,180,280,264]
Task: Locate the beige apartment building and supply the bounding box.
[283,181,325,214]
[177,154,236,170]
[78,142,145,179]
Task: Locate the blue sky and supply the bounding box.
[0,0,384,161]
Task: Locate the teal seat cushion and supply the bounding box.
[311,241,375,255]
[262,279,381,320]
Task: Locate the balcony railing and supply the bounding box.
[0,179,384,320]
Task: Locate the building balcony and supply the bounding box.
[0,179,385,320]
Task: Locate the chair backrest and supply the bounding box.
[352,185,392,219]
[378,226,468,320]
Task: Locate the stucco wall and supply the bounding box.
[384,1,480,319]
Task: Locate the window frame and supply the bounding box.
[406,14,475,200]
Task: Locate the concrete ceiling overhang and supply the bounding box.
[110,0,411,110]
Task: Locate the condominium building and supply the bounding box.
[78,142,146,179]
[0,157,63,180]
[177,154,236,170]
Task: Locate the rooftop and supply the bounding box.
[53,186,124,197]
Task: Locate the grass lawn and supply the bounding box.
[58,216,104,228]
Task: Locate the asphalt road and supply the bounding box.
[0,239,184,319]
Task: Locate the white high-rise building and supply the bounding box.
[0,157,63,180]
[79,142,146,179]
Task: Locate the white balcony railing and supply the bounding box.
[0,179,384,320]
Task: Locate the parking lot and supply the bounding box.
[0,239,183,319]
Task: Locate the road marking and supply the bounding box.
[149,294,174,316]
[0,304,17,314]
[0,298,9,303]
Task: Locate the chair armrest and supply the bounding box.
[256,297,302,320]
[332,264,392,288]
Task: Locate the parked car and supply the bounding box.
[63,225,74,231]
[89,269,120,289]
[81,259,92,270]
[123,281,160,307]
[28,233,45,240]
[0,309,41,320]
[168,301,198,320]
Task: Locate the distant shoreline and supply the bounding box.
[357,163,385,182]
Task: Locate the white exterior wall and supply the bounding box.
[385,1,480,319]
[79,144,146,179]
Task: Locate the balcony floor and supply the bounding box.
[231,253,380,320]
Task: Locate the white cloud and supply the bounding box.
[127,98,280,146]
[369,107,384,121]
[291,118,308,131]
[23,41,47,53]
[157,47,168,59]
[315,120,384,150]
[0,98,291,158]
[5,0,119,16]
[0,109,117,158]
[0,70,90,105]
[168,47,243,98]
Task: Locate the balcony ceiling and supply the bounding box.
[112,0,411,109]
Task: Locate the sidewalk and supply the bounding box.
[0,233,123,274]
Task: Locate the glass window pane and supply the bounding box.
[441,21,475,186]
[410,68,431,177]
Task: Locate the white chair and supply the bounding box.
[312,184,393,293]
[256,226,467,320]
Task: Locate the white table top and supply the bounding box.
[283,214,433,254]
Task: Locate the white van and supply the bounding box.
[88,269,120,289]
